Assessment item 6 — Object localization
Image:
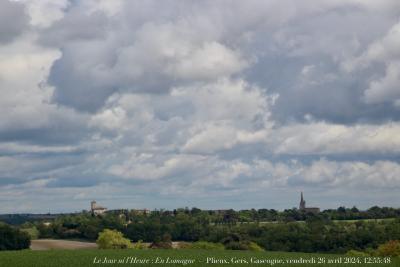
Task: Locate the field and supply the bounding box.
[29,239,183,250]
[30,239,97,250]
[0,249,398,267]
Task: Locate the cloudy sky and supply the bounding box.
[1,0,400,213]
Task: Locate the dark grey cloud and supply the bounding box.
[242,6,400,124]
[0,117,89,145]
[0,0,28,44]
[39,10,107,47]
[247,56,400,124]
[44,0,400,123]
[48,45,117,112]
[44,1,253,112]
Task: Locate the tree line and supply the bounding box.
[15,206,400,253]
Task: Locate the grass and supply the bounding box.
[0,249,398,267]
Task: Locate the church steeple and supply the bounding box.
[299,191,306,210]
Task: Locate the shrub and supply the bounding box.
[20,226,39,240]
[365,248,377,256]
[150,233,172,249]
[133,240,147,249]
[346,250,369,257]
[0,224,31,250]
[191,241,225,250]
[96,229,132,249]
[37,223,54,238]
[225,241,248,250]
[247,241,264,251]
[376,240,400,257]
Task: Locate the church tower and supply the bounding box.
[91,200,97,211]
[299,192,306,210]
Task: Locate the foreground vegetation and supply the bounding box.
[0,249,398,267]
[2,206,400,255]
[0,223,30,250]
[24,210,400,254]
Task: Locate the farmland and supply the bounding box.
[0,249,398,267]
[30,239,97,250]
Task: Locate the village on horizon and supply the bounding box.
[1,192,324,217]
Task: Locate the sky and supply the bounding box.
[1,0,400,213]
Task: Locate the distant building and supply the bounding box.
[299,192,320,213]
[91,201,107,215]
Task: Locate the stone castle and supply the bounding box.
[90,200,107,215]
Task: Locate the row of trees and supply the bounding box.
[3,206,399,225]
[246,218,400,253]
[147,206,400,223]
[27,209,400,253]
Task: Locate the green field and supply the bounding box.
[0,249,398,267]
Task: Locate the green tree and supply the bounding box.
[96,229,131,249]
[20,226,39,240]
[0,223,30,250]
